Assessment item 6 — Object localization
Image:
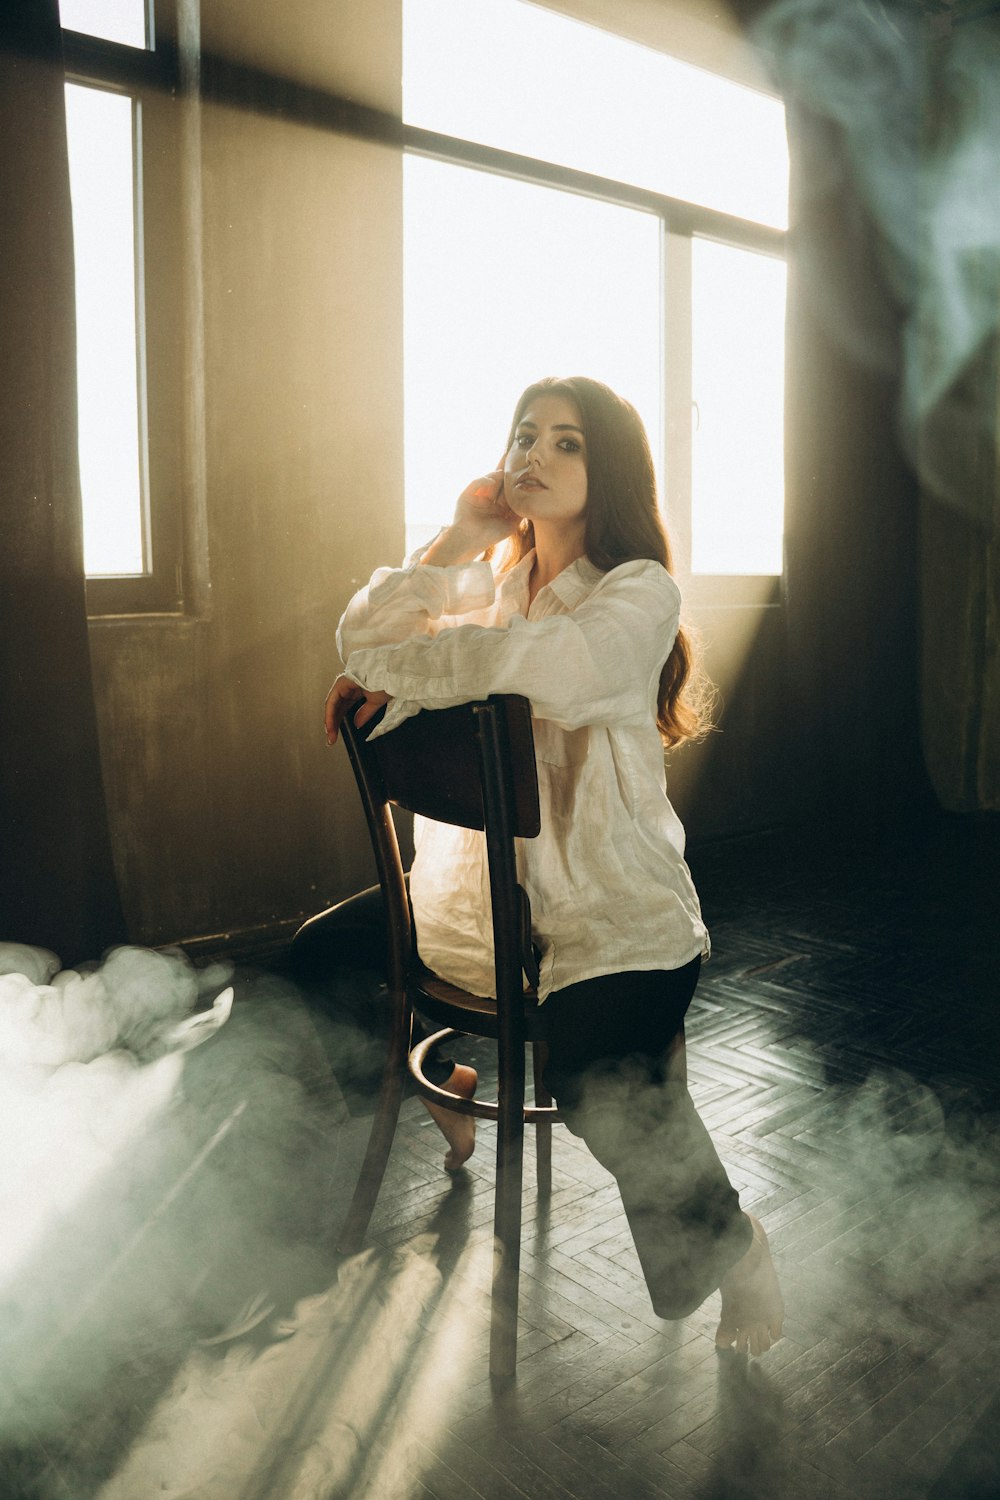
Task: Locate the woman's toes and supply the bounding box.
[716,1214,784,1356]
[423,1065,478,1171]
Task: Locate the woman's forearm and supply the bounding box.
[336,554,496,661]
[344,561,680,731]
[420,524,489,568]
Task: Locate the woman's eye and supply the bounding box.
[559,438,581,453]
[515,434,532,450]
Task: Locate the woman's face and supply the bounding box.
[503,393,588,528]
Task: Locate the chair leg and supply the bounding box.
[336,997,411,1256]
[531,1041,552,1199]
[489,1042,526,1384]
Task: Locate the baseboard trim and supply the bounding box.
[173,915,304,965]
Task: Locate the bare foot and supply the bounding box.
[715,1213,784,1356]
[423,1063,477,1171]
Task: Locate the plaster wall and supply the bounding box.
[84,0,934,948]
[89,0,402,944]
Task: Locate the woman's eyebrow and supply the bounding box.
[516,421,585,436]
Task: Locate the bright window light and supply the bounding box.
[404,0,788,231]
[691,238,786,575]
[59,0,148,48]
[65,84,146,576]
[403,156,662,557]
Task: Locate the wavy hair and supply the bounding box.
[499,376,710,747]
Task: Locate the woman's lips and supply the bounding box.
[515,475,547,489]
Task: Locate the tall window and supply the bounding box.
[404,159,662,555]
[60,0,148,49]
[402,0,788,580]
[65,81,146,576]
[691,239,787,575]
[61,0,186,613]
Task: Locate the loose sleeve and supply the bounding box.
[345,561,681,736]
[336,546,497,661]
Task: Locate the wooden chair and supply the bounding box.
[306,693,557,1383]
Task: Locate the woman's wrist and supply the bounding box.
[420,525,486,568]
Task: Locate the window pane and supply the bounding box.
[691,238,786,575]
[404,156,662,557]
[65,84,146,576]
[404,0,787,230]
[59,0,148,48]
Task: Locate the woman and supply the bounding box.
[326,377,783,1355]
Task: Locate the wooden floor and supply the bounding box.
[4,812,1000,1499]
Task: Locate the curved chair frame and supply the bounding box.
[322,694,557,1382]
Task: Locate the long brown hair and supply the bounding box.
[501,376,709,747]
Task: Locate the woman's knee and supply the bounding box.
[650,1287,708,1320]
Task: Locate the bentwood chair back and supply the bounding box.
[323,693,556,1382]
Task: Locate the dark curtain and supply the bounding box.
[780,95,928,818]
[727,0,933,822]
[0,2,126,963]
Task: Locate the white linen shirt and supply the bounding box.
[337,547,709,1001]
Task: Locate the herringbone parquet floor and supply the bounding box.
[5,813,999,1499]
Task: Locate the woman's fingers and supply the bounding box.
[461,469,505,509]
[454,469,518,544]
[325,678,390,744]
[324,676,362,743]
[353,690,390,728]
[422,465,517,567]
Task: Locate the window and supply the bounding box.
[404,157,662,556]
[691,238,787,575]
[65,82,146,576]
[403,0,787,230]
[60,0,149,49]
[402,0,788,584]
[61,0,189,614]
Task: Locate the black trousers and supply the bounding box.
[542,961,752,1318]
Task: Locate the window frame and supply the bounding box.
[62,2,189,616]
[62,5,787,608]
[402,123,787,604]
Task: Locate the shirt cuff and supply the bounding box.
[345,650,389,693]
[368,551,496,619]
[366,698,423,739]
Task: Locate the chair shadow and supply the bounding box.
[696,1351,789,1500]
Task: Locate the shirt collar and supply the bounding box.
[496,549,604,615]
[547,554,603,606]
[496,549,534,620]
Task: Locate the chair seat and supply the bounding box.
[412,967,547,1044]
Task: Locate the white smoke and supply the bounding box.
[0,935,386,1498]
[0,943,233,1071]
[0,942,234,1294]
[751,0,1000,523]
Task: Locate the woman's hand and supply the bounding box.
[454,468,518,539]
[325,676,391,745]
[422,467,518,567]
